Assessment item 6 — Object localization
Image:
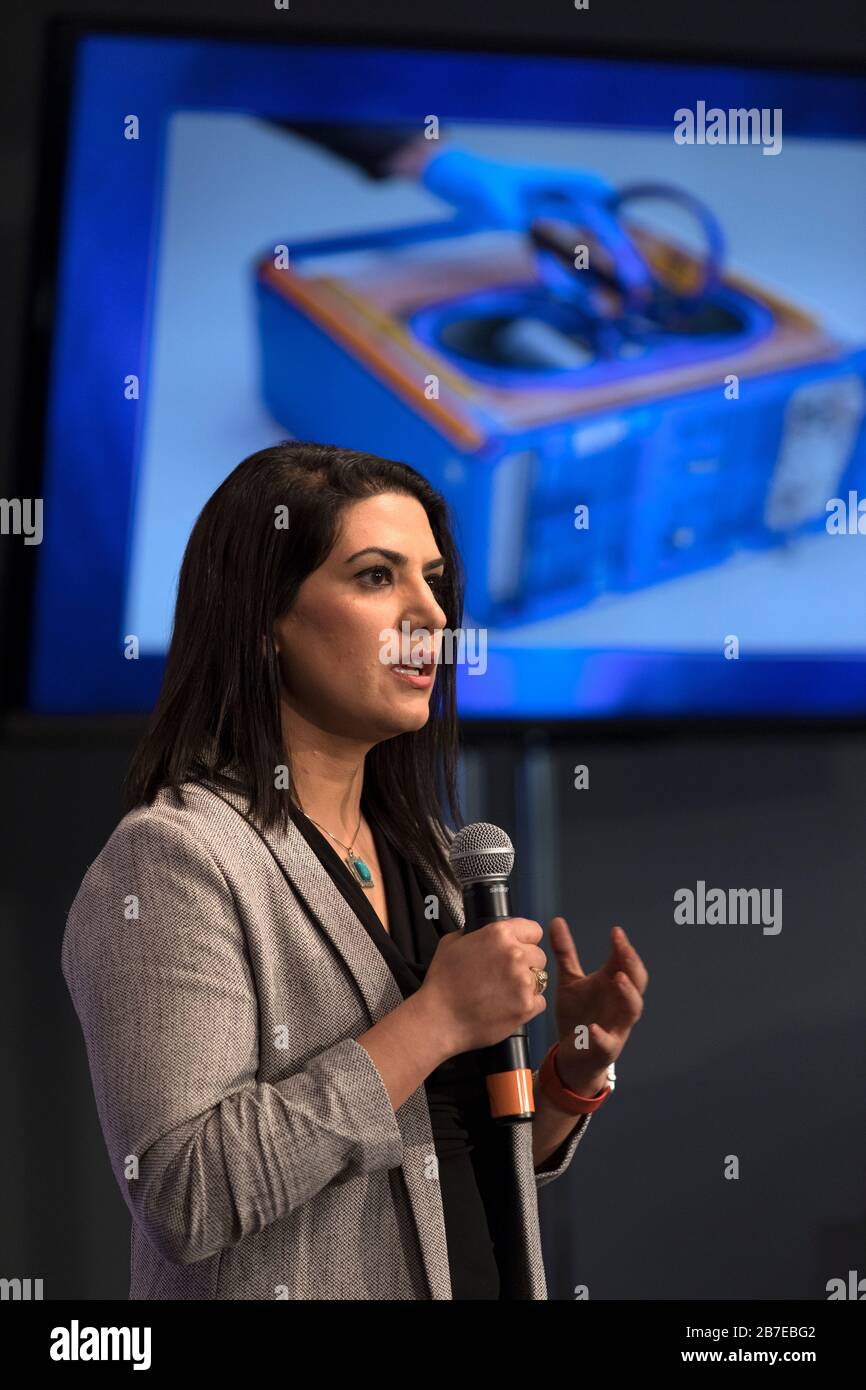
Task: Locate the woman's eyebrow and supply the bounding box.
[344,546,445,571]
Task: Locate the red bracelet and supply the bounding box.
[537,1042,612,1115]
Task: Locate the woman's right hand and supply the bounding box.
[419,918,548,1057]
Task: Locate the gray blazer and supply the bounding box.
[61,773,592,1299]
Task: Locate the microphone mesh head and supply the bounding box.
[449,822,514,885]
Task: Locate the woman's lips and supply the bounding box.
[390,661,434,689]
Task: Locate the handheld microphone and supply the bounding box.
[448,822,535,1124]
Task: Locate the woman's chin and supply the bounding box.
[381,701,432,737]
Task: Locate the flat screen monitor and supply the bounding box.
[18,21,866,719]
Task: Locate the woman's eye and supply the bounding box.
[358,565,392,587]
[357,566,446,595]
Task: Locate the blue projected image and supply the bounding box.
[29,29,866,716]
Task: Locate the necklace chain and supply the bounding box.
[293,796,375,891]
[298,803,362,854]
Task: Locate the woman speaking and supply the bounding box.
[61,439,646,1300]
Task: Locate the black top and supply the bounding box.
[287,796,504,1300]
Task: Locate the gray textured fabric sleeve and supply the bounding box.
[60,814,405,1265]
[530,1073,593,1189]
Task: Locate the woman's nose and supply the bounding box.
[399,603,446,657]
[407,579,447,626]
[405,604,446,643]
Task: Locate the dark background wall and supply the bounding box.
[1,0,863,1301]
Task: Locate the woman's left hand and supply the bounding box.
[546,918,648,1097]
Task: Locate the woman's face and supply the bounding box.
[272,491,449,743]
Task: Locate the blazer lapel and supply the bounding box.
[189,774,455,1299]
[413,838,465,930]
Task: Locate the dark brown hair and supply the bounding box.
[122,439,465,884]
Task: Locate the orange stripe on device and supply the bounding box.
[485,1067,535,1119]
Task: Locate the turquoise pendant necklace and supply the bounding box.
[298,803,375,890]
